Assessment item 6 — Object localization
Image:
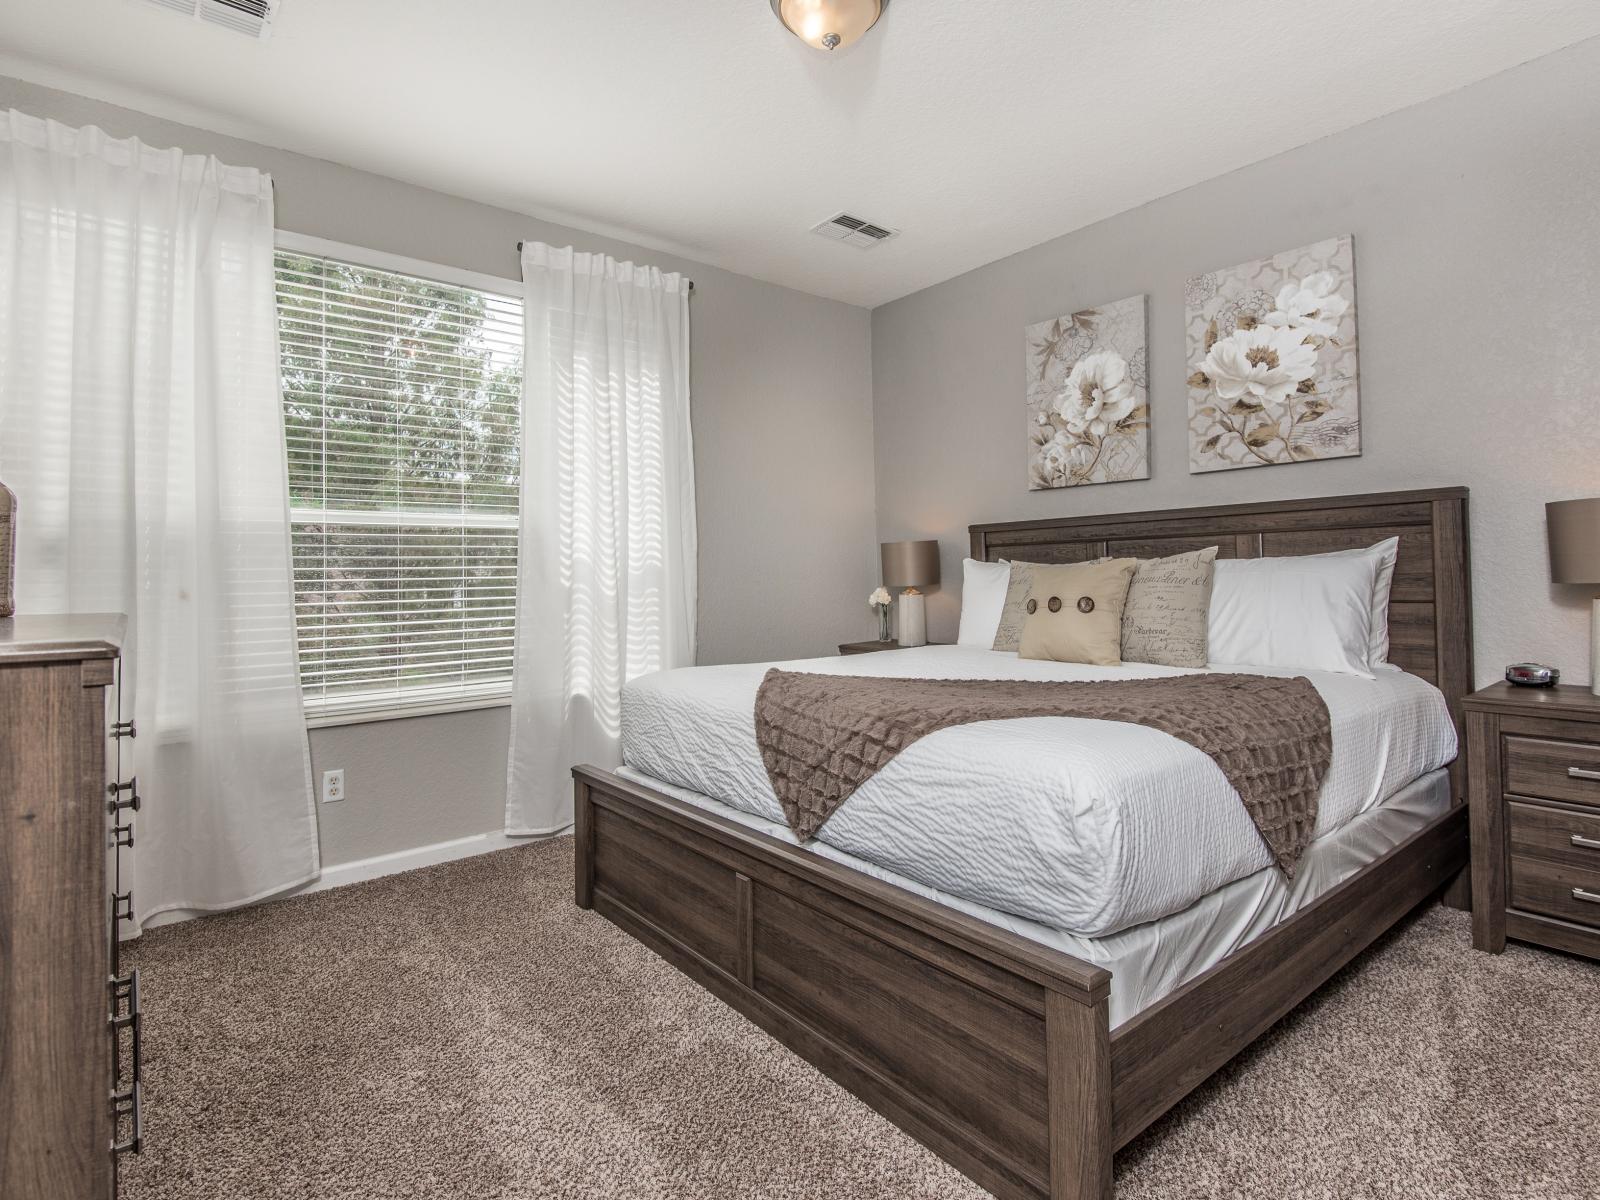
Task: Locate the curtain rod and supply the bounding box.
[516,241,694,291]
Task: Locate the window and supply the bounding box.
[275,245,523,723]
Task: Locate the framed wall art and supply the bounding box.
[1185,236,1359,474]
[1026,294,1149,490]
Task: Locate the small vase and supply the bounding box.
[876,605,891,643]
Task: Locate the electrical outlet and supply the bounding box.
[321,769,345,804]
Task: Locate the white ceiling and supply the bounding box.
[2,0,1597,307]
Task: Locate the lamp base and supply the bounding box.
[896,590,927,648]
[1592,597,1599,698]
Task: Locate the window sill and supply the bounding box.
[304,690,513,730]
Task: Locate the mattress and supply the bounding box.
[616,764,1453,1027]
[620,645,1457,938]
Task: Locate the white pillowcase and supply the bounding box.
[957,557,1011,647]
[1321,537,1399,669]
[1208,552,1379,678]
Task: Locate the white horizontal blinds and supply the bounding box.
[276,250,523,711]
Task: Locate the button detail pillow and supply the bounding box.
[1017,559,1139,665]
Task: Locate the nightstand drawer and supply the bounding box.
[1509,853,1600,929]
[1503,735,1600,808]
[1508,801,1600,869]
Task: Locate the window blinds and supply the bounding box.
[275,250,523,717]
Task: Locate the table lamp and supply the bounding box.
[1548,497,1600,696]
[880,539,939,648]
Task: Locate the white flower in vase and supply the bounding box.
[868,585,894,641]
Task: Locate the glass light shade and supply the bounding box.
[771,0,884,51]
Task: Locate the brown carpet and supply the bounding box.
[121,838,1600,1200]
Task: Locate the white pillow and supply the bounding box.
[957,558,1010,647]
[1208,552,1379,678]
[1321,537,1399,668]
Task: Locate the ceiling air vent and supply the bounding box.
[811,212,899,249]
[136,0,277,39]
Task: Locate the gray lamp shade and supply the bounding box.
[1548,497,1600,584]
[880,539,940,589]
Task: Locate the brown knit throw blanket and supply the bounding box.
[754,670,1333,877]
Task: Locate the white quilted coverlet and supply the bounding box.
[620,645,1456,937]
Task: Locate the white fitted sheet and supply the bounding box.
[615,765,1453,1027]
[620,645,1457,938]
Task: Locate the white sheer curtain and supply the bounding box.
[0,111,318,932]
[506,242,697,834]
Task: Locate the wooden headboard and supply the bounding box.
[971,488,1473,789]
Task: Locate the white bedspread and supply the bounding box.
[619,645,1456,938]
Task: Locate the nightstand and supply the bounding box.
[1466,682,1600,961]
[838,639,951,656]
[839,639,901,655]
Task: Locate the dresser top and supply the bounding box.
[1463,680,1600,720]
[0,613,125,665]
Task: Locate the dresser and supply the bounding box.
[1466,682,1600,961]
[838,639,952,655]
[0,614,138,1199]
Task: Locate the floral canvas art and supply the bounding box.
[1026,295,1149,490]
[1185,236,1359,474]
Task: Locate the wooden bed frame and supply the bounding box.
[572,487,1473,1200]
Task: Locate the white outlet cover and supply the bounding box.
[321,769,345,803]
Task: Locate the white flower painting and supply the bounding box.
[1026,295,1149,490]
[1185,237,1359,473]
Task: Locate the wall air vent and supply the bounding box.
[136,0,277,39]
[810,212,899,249]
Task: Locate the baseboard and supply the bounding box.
[309,829,533,893]
[138,829,540,931]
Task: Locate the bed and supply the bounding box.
[571,487,1472,1200]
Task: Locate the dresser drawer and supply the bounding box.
[1508,801,1600,869]
[1509,853,1600,929]
[1502,735,1600,808]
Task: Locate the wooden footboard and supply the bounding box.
[575,766,1114,1199]
[574,766,1467,1200]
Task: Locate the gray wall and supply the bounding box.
[871,37,1600,689]
[0,75,879,867]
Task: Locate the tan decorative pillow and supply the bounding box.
[992,560,1053,652]
[1017,560,1139,666]
[1120,547,1219,668]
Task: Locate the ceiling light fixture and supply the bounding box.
[769,0,885,52]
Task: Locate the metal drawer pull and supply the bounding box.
[1567,767,1600,781]
[108,970,142,1087]
[1573,887,1600,904]
[108,777,140,814]
[108,969,140,1018]
[111,891,134,925]
[111,718,137,739]
[111,823,134,850]
[1572,834,1600,850]
[111,1083,142,1155]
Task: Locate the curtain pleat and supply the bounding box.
[0,110,318,931]
[505,242,697,835]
